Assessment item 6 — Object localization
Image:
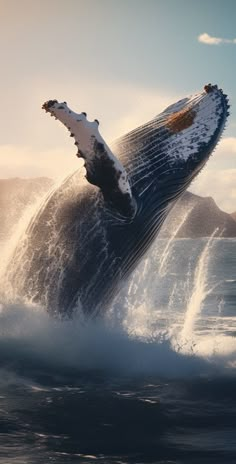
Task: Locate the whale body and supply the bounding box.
[8,84,229,317]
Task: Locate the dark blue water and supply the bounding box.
[0,239,236,463]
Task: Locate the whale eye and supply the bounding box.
[166,107,196,133]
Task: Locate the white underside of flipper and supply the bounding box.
[42,100,135,217]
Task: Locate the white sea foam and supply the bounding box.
[0,302,202,377]
[0,213,235,381]
[0,295,235,384]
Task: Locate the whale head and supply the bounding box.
[116,84,229,207]
[158,83,229,177]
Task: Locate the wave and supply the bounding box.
[0,300,236,388]
[0,211,235,385]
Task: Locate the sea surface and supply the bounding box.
[0,237,236,463]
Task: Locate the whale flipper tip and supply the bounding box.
[42,100,136,218]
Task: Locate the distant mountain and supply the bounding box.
[0,177,235,240]
[160,191,236,238]
[231,212,236,222]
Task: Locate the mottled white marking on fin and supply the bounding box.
[42,100,135,217]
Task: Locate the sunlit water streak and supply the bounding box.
[158,206,193,277]
[179,229,219,345]
[0,206,235,374]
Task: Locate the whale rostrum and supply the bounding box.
[7,84,230,317]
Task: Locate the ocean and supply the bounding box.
[0,237,236,463]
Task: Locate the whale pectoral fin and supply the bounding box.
[42,100,136,218]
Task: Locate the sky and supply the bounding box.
[0,0,236,212]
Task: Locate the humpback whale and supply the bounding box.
[8,84,229,317]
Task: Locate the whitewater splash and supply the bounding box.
[158,206,194,277]
[0,181,57,303]
[0,207,236,376]
[180,229,219,343]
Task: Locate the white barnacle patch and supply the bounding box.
[42,99,133,215]
[161,86,229,163]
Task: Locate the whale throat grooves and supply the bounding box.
[5,85,230,317]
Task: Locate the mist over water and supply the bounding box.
[0,209,236,463]
[0,232,236,379]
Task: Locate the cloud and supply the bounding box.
[106,88,176,142]
[33,77,176,143]
[2,136,235,213]
[218,137,236,154]
[191,168,236,213]
[198,32,236,45]
[0,81,235,213]
[0,82,177,179]
[0,144,83,180]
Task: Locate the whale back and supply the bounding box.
[6,85,229,317]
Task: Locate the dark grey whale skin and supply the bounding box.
[9,85,229,317]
